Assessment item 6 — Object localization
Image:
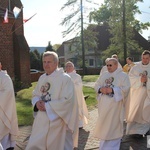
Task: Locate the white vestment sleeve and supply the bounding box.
[113,87,123,102]
[128,67,142,89]
[97,93,102,101]
[45,102,59,121]
[96,86,102,101]
[32,96,40,106]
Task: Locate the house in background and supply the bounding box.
[57,24,149,74]
[94,25,149,62]
[58,38,84,67]
[57,36,101,75]
[57,37,101,69]
[0,0,31,87]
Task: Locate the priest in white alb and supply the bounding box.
[0,62,18,150]
[25,52,78,150]
[126,50,150,137]
[94,58,130,150]
[65,61,88,129]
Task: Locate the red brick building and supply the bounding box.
[0,0,31,87]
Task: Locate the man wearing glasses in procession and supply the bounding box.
[94,58,130,150]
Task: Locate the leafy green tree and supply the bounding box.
[84,24,98,50]
[61,1,99,69]
[53,44,61,51]
[84,24,102,67]
[89,0,150,64]
[30,50,41,70]
[60,0,99,38]
[33,49,41,59]
[45,41,54,52]
[89,4,111,25]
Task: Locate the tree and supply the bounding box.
[89,4,111,25]
[53,44,61,51]
[68,25,99,68]
[30,49,41,70]
[84,24,101,67]
[89,0,150,64]
[84,24,98,50]
[45,41,54,52]
[61,0,99,75]
[33,49,41,59]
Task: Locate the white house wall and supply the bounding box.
[64,43,78,61]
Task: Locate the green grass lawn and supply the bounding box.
[16,75,98,126]
[82,75,99,82]
[83,86,97,110]
[16,82,37,126]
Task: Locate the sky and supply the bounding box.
[21,0,150,47]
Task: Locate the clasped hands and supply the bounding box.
[141,75,147,83]
[36,100,46,111]
[100,87,113,95]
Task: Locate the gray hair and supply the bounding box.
[43,51,59,63]
[108,58,118,65]
[105,58,110,64]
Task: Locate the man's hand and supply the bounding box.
[100,87,113,95]
[36,100,46,111]
[141,75,147,83]
[106,87,113,94]
[100,87,108,94]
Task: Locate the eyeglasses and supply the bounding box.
[107,64,112,67]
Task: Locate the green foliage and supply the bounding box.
[89,4,111,24]
[13,78,23,91]
[89,0,149,61]
[53,44,61,51]
[61,0,78,10]
[33,49,40,59]
[45,41,54,52]
[30,49,41,70]
[104,0,145,61]
[84,25,98,51]
[60,0,81,37]
[60,0,98,38]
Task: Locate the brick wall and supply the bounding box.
[0,19,15,79]
[30,72,44,82]
[0,0,31,87]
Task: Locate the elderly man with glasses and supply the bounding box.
[93,58,130,150]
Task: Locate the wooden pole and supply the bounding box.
[81,0,85,76]
[122,0,127,64]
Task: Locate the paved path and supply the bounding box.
[15,108,149,150]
